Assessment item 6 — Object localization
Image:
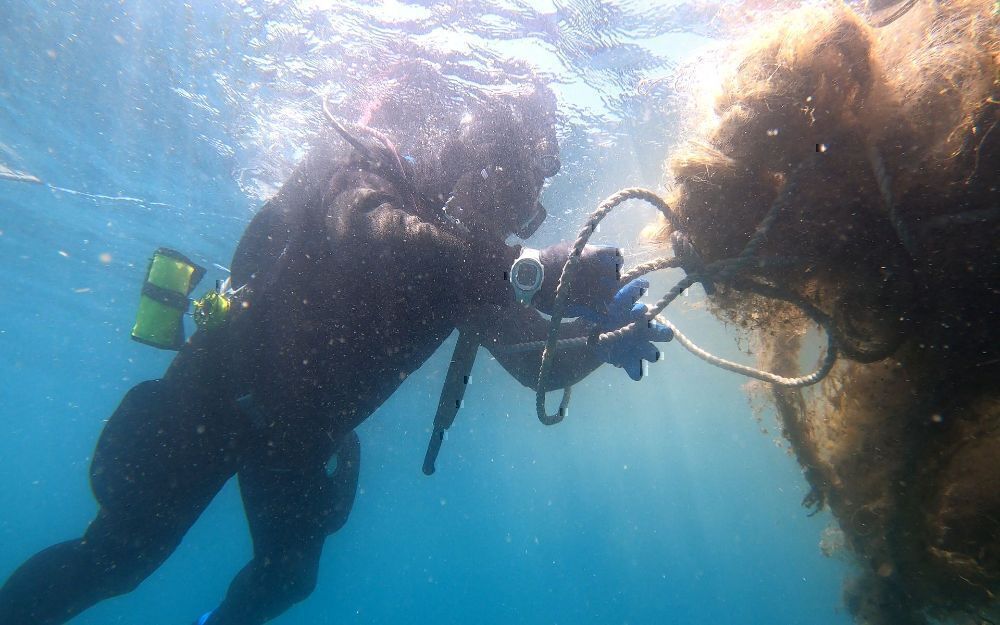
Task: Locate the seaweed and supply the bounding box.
[651,2,1000,622]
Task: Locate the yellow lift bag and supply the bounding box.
[131,248,205,350]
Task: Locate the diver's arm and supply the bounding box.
[474,240,623,389]
[328,193,515,304]
[478,304,605,391]
[343,198,471,256]
[482,273,675,386]
[328,193,604,388]
[471,240,626,389]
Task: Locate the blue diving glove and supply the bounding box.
[589,278,674,381]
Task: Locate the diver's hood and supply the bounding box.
[325,96,553,240]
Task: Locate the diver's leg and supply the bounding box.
[0,379,238,625]
[324,430,361,535]
[205,431,360,625]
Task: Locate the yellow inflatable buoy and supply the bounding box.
[130,248,205,350]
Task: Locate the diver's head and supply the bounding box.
[442,93,560,240]
[356,61,560,241]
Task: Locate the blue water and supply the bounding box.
[1,2,854,624]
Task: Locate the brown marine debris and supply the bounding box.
[648,1,999,623]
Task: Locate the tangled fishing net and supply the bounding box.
[648,1,999,622]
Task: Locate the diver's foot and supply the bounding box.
[191,610,214,625]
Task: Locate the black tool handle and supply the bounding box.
[422,427,446,476]
[422,329,479,475]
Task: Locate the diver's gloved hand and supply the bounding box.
[589,278,674,381]
[532,242,622,316]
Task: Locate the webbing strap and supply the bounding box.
[141,281,190,311]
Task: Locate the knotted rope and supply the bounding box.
[519,173,839,425]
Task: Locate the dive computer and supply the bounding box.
[509,247,544,306]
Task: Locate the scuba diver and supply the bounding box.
[0,63,673,625]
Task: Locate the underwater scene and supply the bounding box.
[1,1,997,624]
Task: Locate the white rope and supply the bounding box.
[532,177,837,424]
[662,318,837,388]
[495,315,837,388]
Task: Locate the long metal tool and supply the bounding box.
[422,329,480,475]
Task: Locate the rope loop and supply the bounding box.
[534,171,839,425]
[535,188,679,424]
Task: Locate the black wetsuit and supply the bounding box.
[0,138,602,625]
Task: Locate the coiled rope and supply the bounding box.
[520,177,839,425]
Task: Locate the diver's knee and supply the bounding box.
[325,432,360,535]
[72,540,158,597]
[81,514,181,596]
[265,552,320,607]
[282,569,318,606]
[339,430,360,457]
[114,380,165,417]
[99,543,173,596]
[99,564,150,596]
[332,430,361,482]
